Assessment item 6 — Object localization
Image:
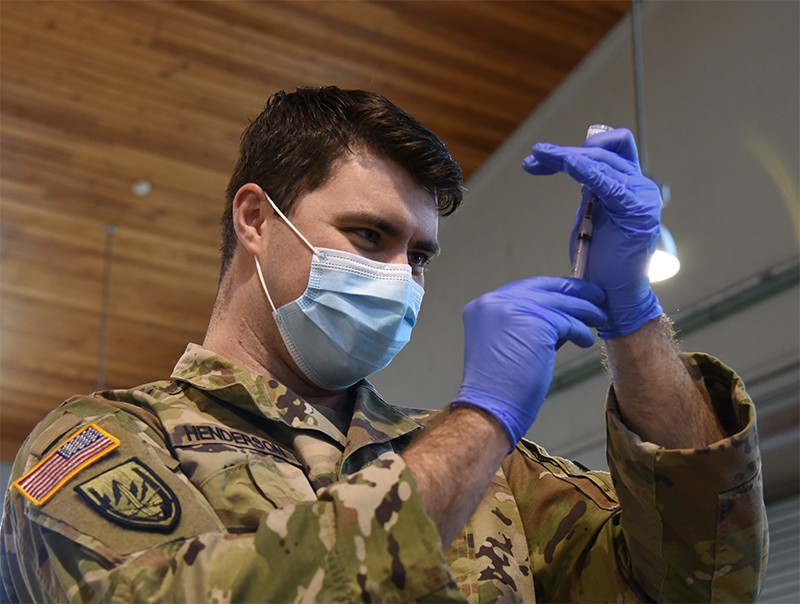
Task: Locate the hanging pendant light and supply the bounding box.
[97,224,115,390]
[631,0,680,282]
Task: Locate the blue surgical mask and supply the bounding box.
[254,192,424,391]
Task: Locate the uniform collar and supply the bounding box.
[170,343,424,451]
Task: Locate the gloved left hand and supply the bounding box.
[452,277,607,446]
[521,128,663,338]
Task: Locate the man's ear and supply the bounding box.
[232,183,270,256]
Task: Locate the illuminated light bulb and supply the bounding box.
[648,226,680,283]
[131,179,153,196]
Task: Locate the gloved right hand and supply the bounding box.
[522,129,663,338]
[451,276,607,446]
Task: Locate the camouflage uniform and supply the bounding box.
[1,344,767,602]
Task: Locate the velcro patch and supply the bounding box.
[13,423,120,506]
[75,457,181,533]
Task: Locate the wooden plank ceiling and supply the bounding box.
[0,0,629,460]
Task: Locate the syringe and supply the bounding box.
[571,124,613,279]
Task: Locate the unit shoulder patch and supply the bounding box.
[75,457,181,533]
[13,423,120,506]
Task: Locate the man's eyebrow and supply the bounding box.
[341,211,440,255]
[415,237,441,256]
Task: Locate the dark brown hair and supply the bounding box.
[220,86,463,276]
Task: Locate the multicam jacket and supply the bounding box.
[1,344,767,603]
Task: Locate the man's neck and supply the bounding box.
[203,320,354,413]
[205,261,355,413]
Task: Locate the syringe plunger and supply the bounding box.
[571,124,613,279]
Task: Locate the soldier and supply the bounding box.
[2,87,767,602]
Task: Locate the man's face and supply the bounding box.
[261,150,441,311]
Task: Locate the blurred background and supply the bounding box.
[1,1,797,600]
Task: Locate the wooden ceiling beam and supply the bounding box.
[0,0,629,460]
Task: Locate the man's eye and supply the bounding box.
[409,252,432,271]
[353,228,379,244]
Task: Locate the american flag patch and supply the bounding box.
[13,423,120,506]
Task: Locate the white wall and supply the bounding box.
[371,0,799,492]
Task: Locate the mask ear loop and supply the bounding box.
[262,189,316,254]
[254,257,278,313]
[254,188,318,313]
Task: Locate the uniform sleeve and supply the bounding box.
[502,352,768,603]
[606,352,768,602]
[0,399,462,603]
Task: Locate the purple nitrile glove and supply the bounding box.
[521,128,663,339]
[452,277,607,446]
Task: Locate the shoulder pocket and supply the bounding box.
[712,473,768,601]
[19,414,222,558]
